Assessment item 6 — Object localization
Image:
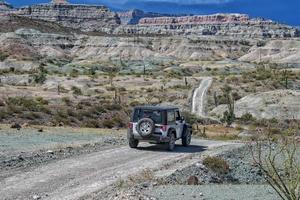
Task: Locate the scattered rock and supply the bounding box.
[46,150,54,154]
[22,123,29,128]
[32,195,41,200]
[187,176,199,185]
[10,123,21,130]
[38,128,43,132]
[58,122,64,127]
[238,130,254,138]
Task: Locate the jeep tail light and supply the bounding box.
[160,125,167,132]
[128,122,133,129]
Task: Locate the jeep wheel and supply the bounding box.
[182,128,192,147]
[167,132,176,151]
[137,118,155,137]
[127,131,139,148]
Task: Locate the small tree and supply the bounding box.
[281,70,292,89]
[106,66,120,87]
[221,84,235,126]
[32,66,47,84]
[250,129,300,200]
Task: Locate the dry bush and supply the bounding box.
[250,129,300,200]
[203,156,230,175]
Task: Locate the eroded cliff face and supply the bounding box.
[117,9,176,25]
[0,27,254,63]
[14,4,121,33]
[114,14,299,38]
[139,14,251,25]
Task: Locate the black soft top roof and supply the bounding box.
[134,105,179,111]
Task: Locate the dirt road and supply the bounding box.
[192,77,213,117]
[0,139,237,200]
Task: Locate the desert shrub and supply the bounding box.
[282,128,297,136]
[31,66,47,84]
[92,105,106,114]
[7,97,39,111]
[118,87,126,92]
[104,104,122,111]
[203,156,230,175]
[35,97,49,105]
[0,51,8,61]
[53,109,70,125]
[112,116,126,127]
[129,100,141,107]
[39,106,52,115]
[170,84,192,90]
[78,110,93,118]
[0,100,5,107]
[221,110,235,126]
[102,119,114,128]
[181,111,199,125]
[62,97,72,106]
[146,88,154,93]
[240,113,256,123]
[0,108,7,119]
[105,86,115,91]
[269,128,281,135]
[21,112,42,120]
[70,69,79,78]
[213,134,239,141]
[67,108,77,117]
[71,86,82,96]
[83,119,100,128]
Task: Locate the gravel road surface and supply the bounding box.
[0,139,236,200]
[146,184,279,200]
[192,77,213,117]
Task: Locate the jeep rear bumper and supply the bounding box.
[131,132,170,143]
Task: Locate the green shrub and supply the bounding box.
[31,66,47,84]
[104,104,122,111]
[102,119,114,128]
[71,86,82,96]
[181,111,199,125]
[112,116,126,127]
[0,51,8,61]
[83,119,100,128]
[170,84,192,90]
[62,97,72,106]
[240,113,256,123]
[203,156,230,175]
[35,97,49,105]
[129,100,141,107]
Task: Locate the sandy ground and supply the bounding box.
[0,139,237,200]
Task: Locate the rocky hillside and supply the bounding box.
[239,39,300,65]
[4,2,120,33]
[210,90,300,120]
[0,1,299,65]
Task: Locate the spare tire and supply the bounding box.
[137,118,155,137]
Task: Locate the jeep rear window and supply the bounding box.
[133,109,163,124]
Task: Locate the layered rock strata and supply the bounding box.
[14,2,120,33]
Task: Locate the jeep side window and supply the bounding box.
[175,111,181,121]
[167,111,176,124]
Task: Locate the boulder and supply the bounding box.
[10,123,21,130]
[187,175,199,185]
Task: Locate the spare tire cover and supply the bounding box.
[137,118,155,137]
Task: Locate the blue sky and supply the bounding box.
[6,0,300,26]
